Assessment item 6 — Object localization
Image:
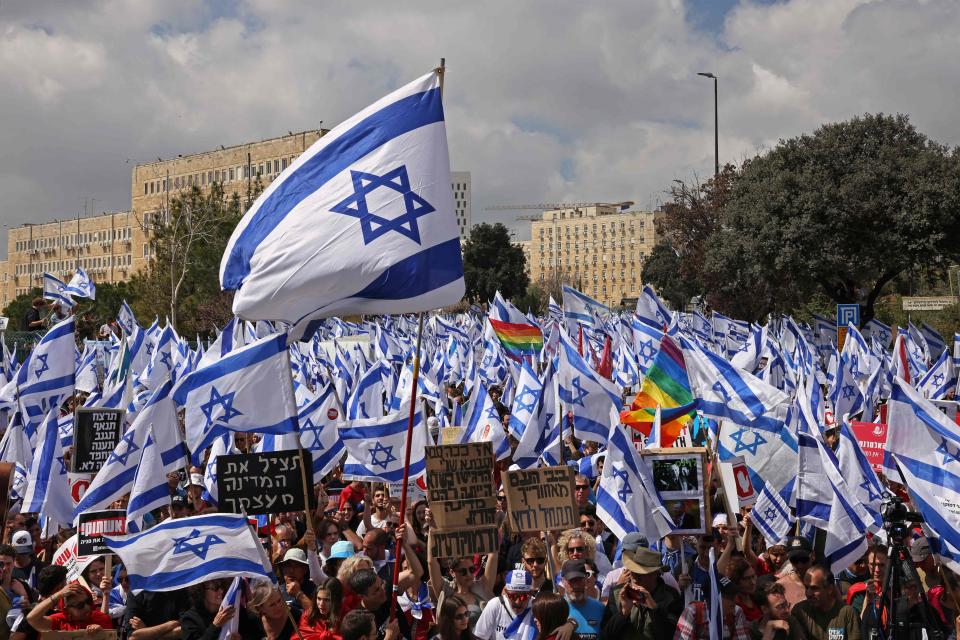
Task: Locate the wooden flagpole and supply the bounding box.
[388,312,426,620]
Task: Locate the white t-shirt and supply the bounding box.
[356,511,389,536]
[473,596,520,640]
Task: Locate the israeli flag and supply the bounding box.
[16,317,76,429]
[218,577,244,640]
[635,285,673,329]
[139,325,176,391]
[64,267,96,300]
[508,361,542,440]
[630,315,662,376]
[221,71,464,326]
[173,332,298,464]
[557,331,621,444]
[917,348,956,400]
[43,273,76,309]
[561,285,609,330]
[201,434,236,506]
[104,513,275,593]
[459,379,510,460]
[126,424,170,532]
[117,300,139,335]
[513,360,561,469]
[346,360,389,420]
[340,406,426,482]
[298,385,346,483]
[21,410,74,528]
[75,380,188,515]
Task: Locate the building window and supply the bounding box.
[229,168,235,181]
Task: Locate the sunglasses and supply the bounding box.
[524,557,546,565]
[454,612,470,621]
[580,519,596,528]
[497,495,507,502]
[575,485,590,491]
[567,546,586,554]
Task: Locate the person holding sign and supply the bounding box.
[25,582,114,633]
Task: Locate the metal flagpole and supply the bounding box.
[389,312,426,620]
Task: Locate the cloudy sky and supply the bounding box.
[1,0,958,253]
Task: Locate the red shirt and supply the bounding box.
[338,484,366,509]
[298,614,342,640]
[48,610,114,631]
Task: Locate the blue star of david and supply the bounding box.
[368,441,398,470]
[482,354,493,368]
[145,343,154,358]
[934,373,946,387]
[107,430,140,466]
[515,385,538,414]
[763,507,778,522]
[912,346,923,361]
[841,384,857,400]
[859,479,883,502]
[159,350,173,371]
[329,165,435,245]
[34,354,50,380]
[737,341,750,353]
[711,381,732,404]
[936,438,960,466]
[55,456,67,475]
[729,428,767,456]
[567,377,589,406]
[200,386,243,427]
[612,467,633,502]
[300,418,325,452]
[637,339,657,363]
[484,403,500,421]
[172,529,225,559]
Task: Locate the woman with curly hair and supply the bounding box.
[554,528,597,566]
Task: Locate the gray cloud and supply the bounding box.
[1,0,958,254]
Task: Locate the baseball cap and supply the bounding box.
[717,575,739,598]
[504,570,533,592]
[188,473,205,487]
[171,495,190,508]
[621,533,649,553]
[786,536,813,560]
[561,559,588,580]
[11,531,33,554]
[329,540,355,560]
[910,538,931,562]
[281,548,309,565]
[622,547,663,575]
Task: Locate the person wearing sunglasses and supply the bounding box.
[520,538,553,595]
[560,559,605,639]
[433,595,473,640]
[180,578,263,640]
[475,570,576,640]
[26,582,114,632]
[775,537,816,609]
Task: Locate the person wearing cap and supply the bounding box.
[1,544,32,640]
[279,548,318,613]
[674,574,752,639]
[170,494,192,519]
[560,559,605,639]
[910,536,941,593]
[775,537,815,609]
[474,570,576,640]
[787,565,860,640]
[602,546,683,639]
[10,531,47,592]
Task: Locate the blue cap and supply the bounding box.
[329,540,355,560]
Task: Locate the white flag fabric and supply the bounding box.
[557,331,621,444]
[104,513,274,593]
[340,406,426,483]
[172,332,298,464]
[15,317,76,429]
[125,424,171,532]
[64,267,96,300]
[298,385,346,483]
[221,70,464,326]
[43,273,76,309]
[21,410,74,528]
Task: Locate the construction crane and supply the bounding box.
[484,200,634,211]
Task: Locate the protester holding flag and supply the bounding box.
[180,578,262,640]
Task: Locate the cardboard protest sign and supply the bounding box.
[502,466,578,532]
[850,421,887,473]
[42,631,117,640]
[72,409,124,474]
[425,442,498,557]
[643,447,709,535]
[216,449,312,515]
[51,534,97,582]
[77,510,126,556]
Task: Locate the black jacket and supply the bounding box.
[180,604,264,640]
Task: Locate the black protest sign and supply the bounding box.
[77,510,126,556]
[503,466,578,532]
[425,442,498,557]
[72,409,125,474]
[429,527,499,558]
[216,449,312,515]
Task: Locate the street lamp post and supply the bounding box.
[697,72,719,179]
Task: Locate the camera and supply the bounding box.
[881,496,923,543]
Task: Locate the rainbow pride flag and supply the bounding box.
[620,334,696,447]
[489,317,544,358]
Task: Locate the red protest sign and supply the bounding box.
[850,421,887,472]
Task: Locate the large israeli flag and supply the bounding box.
[43,273,76,309]
[298,385,346,483]
[173,332,298,464]
[221,71,464,326]
[16,317,76,428]
[557,331,621,444]
[104,513,274,593]
[340,406,427,482]
[21,410,74,528]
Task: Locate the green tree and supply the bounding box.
[2,288,43,332]
[640,243,695,310]
[705,113,960,325]
[128,183,245,336]
[462,222,529,303]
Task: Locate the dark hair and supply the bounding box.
[317,517,341,538]
[533,592,569,640]
[187,578,231,610]
[24,518,38,529]
[725,556,753,590]
[436,595,474,640]
[764,582,786,598]
[306,577,343,628]
[347,568,378,597]
[409,498,429,541]
[38,565,69,597]
[578,504,597,518]
[340,609,376,640]
[0,544,15,558]
[806,564,835,586]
